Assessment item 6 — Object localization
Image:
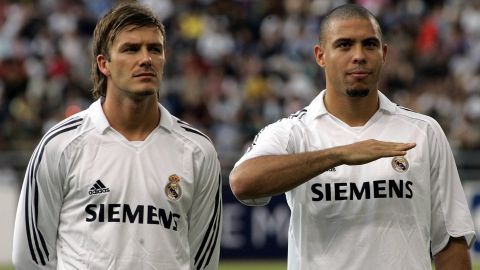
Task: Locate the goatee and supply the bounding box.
[346,88,369,97]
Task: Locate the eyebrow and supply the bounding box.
[363,37,381,44]
[116,42,164,53]
[332,37,380,45]
[333,38,353,44]
[118,42,164,48]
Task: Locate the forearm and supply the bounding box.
[434,237,471,270]
[230,148,343,200]
[230,139,416,200]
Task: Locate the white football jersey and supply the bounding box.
[13,100,222,270]
[234,90,475,270]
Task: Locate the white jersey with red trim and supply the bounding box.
[233,90,475,270]
[13,99,222,270]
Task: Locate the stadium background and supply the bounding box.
[0,0,480,269]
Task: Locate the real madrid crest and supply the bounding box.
[391,156,409,173]
[165,174,182,201]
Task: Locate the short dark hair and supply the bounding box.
[91,2,166,99]
[318,4,383,45]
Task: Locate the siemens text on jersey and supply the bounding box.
[85,204,181,231]
[311,179,413,201]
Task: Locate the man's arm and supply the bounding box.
[12,139,66,269]
[434,237,472,270]
[189,148,222,270]
[428,119,475,264]
[230,139,416,200]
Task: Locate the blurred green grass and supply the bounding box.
[219,262,480,270]
[219,261,480,270]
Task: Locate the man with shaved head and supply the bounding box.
[230,4,475,269]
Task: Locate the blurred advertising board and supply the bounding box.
[221,186,289,259]
[463,181,480,263]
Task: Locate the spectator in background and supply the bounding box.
[230,4,475,269]
[0,0,479,175]
[12,3,222,269]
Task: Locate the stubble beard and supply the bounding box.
[129,79,162,101]
[122,86,160,102]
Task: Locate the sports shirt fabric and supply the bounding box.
[233,90,475,270]
[13,99,222,270]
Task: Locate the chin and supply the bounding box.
[134,84,160,95]
[135,89,157,96]
[125,89,158,101]
[346,88,369,97]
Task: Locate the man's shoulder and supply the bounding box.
[171,118,217,155]
[252,108,312,142]
[43,113,87,143]
[273,107,311,127]
[388,105,450,142]
[393,105,440,126]
[39,109,96,154]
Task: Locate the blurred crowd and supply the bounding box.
[0,0,479,173]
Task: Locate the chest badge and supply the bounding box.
[391,156,409,173]
[165,174,182,201]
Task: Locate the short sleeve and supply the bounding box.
[235,119,298,166]
[429,120,476,255]
[232,119,299,206]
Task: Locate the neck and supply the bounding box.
[324,89,379,127]
[102,94,160,141]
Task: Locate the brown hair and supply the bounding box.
[91,2,166,99]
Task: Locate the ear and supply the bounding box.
[96,54,110,76]
[314,45,326,68]
[382,43,388,64]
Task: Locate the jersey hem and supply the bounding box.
[431,230,476,255]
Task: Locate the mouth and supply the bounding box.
[346,70,371,79]
[133,72,156,77]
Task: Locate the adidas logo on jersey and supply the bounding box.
[89,180,110,195]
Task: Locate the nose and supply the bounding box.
[139,49,152,67]
[352,45,366,64]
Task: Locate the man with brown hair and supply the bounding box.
[13,3,222,269]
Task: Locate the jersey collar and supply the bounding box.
[310,89,397,119]
[88,99,174,133]
[157,103,174,132]
[89,99,109,133]
[378,91,397,113]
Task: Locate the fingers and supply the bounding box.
[378,141,416,157]
[391,150,408,157]
[391,142,416,151]
[404,143,416,150]
[340,140,416,166]
[372,140,415,149]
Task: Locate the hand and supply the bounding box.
[336,139,416,165]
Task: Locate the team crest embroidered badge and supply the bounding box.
[165,174,182,201]
[391,156,409,173]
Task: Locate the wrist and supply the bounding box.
[323,146,346,167]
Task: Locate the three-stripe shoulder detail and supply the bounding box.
[194,174,222,270]
[288,108,307,119]
[397,105,414,112]
[24,117,83,265]
[176,120,212,143]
